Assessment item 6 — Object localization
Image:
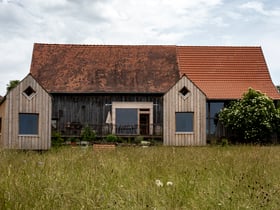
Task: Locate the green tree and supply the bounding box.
[276,85,280,93]
[6,80,20,92]
[219,88,278,144]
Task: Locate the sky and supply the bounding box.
[0,0,280,96]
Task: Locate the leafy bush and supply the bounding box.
[68,137,79,143]
[105,134,118,142]
[219,88,278,144]
[134,136,144,144]
[81,126,96,142]
[51,132,64,147]
[221,138,229,147]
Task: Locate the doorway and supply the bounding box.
[140,113,149,135]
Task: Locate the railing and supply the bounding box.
[57,123,163,137]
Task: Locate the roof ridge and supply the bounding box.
[34,43,177,48]
[176,45,261,48]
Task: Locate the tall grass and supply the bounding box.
[0,146,280,209]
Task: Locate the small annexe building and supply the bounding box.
[0,74,52,150]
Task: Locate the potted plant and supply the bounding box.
[105,134,118,144]
[69,137,79,146]
[81,125,96,145]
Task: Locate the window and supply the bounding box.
[179,86,190,100]
[179,86,189,96]
[19,113,39,135]
[23,86,36,99]
[24,86,36,96]
[112,102,153,135]
[116,108,137,134]
[206,102,224,135]
[176,112,193,132]
[51,119,57,130]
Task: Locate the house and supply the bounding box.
[29,43,280,145]
[1,43,279,148]
[0,74,52,150]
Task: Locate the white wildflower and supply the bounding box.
[155,179,163,187]
[37,161,44,166]
[166,181,173,186]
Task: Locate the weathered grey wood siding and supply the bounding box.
[51,93,163,137]
[0,99,6,147]
[1,74,52,150]
[163,75,206,146]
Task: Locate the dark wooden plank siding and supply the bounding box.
[51,93,163,137]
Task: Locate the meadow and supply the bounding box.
[0,146,280,209]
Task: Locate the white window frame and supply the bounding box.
[112,102,153,135]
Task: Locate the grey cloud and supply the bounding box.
[0,0,279,95]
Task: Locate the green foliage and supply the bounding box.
[81,126,96,142]
[68,137,79,143]
[1,146,280,209]
[105,134,118,142]
[274,108,280,135]
[51,132,64,147]
[6,80,20,92]
[219,88,278,143]
[221,138,229,147]
[134,135,144,144]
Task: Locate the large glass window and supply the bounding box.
[116,108,137,134]
[19,113,39,135]
[176,112,194,132]
[206,102,224,135]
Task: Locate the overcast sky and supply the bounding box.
[0,0,280,96]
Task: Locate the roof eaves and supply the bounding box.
[49,91,165,95]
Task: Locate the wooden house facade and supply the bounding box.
[30,44,180,142]
[0,74,52,150]
[51,93,163,138]
[1,43,279,148]
[163,75,206,145]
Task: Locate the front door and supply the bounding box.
[140,113,149,135]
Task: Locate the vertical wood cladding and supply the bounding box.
[0,75,52,150]
[163,76,207,146]
[51,93,163,136]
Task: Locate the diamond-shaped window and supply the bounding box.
[179,86,189,97]
[24,86,36,97]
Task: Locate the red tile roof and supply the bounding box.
[30,43,280,100]
[177,46,280,99]
[30,44,180,93]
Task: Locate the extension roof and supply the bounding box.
[177,46,280,100]
[30,43,280,100]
